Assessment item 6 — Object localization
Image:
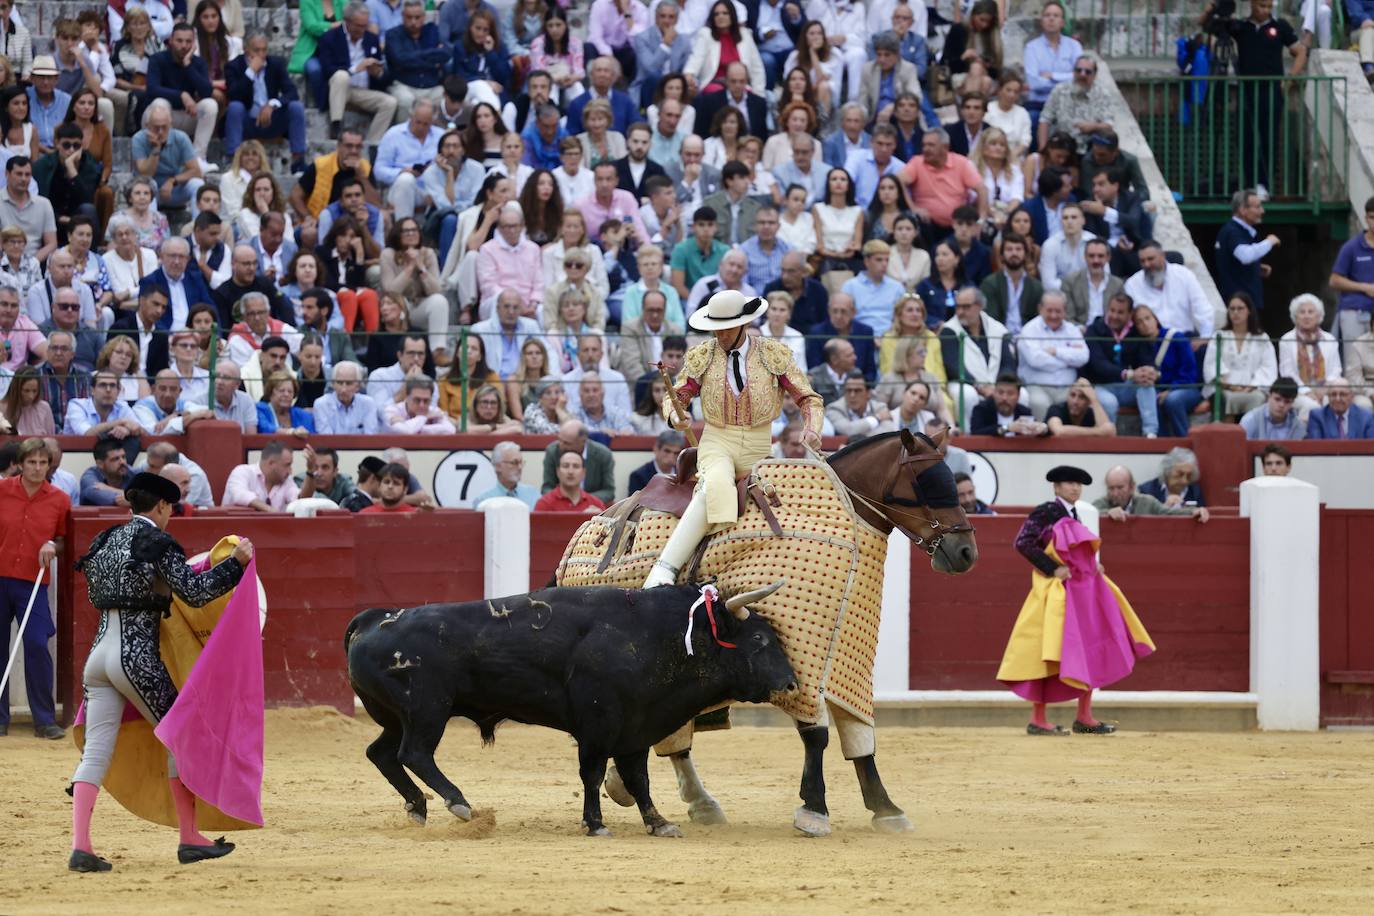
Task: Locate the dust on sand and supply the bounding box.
[3,707,1373,914]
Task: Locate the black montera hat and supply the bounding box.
[126,471,182,505]
[1046,465,1093,485]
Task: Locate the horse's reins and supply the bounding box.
[805,444,974,556]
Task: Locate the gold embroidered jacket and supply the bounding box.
[665,338,823,435]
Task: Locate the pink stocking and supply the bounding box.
[72,781,99,853]
[168,777,211,846]
[1076,691,1098,726]
[1030,701,1052,729]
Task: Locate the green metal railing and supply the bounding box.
[1137,74,1349,213]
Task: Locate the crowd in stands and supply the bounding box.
[0,0,1371,516]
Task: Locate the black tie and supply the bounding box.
[732,351,745,391]
[1071,506,1080,521]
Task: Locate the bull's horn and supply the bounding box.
[723,579,787,619]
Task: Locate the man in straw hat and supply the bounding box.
[643,289,824,587]
[68,472,253,872]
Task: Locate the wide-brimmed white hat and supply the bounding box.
[687,289,766,332]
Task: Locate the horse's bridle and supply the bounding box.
[816,444,976,556]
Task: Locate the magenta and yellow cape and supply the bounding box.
[996,518,1155,702]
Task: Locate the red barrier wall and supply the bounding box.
[529,513,593,590]
[1319,509,1374,726]
[907,515,1252,692]
[57,509,485,721]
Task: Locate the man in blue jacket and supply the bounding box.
[225,30,308,173]
[145,22,218,159]
[1213,187,1278,311]
[565,56,639,135]
[316,1,397,144]
[1306,380,1374,439]
[384,0,452,118]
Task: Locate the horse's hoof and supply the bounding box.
[603,765,635,807]
[649,822,684,838]
[687,799,728,825]
[447,801,472,822]
[586,826,613,837]
[872,813,914,834]
[793,806,831,838]
[405,802,426,825]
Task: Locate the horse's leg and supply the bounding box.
[654,720,728,824]
[830,703,914,833]
[793,720,832,837]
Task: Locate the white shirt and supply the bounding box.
[1082,270,1111,325]
[1038,231,1094,292]
[1123,264,1215,337]
[554,166,595,206]
[163,270,191,330]
[347,35,370,89]
[984,100,1032,153]
[1017,316,1089,386]
[103,247,159,303]
[1002,271,1028,335]
[724,336,750,396]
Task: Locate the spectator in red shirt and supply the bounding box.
[533,449,607,513]
[901,127,987,238]
[0,438,69,738]
[359,463,421,514]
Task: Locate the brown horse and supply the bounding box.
[604,428,979,835]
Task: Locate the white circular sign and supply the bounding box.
[188,550,268,632]
[432,449,499,508]
[966,451,999,505]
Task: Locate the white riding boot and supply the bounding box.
[643,494,711,588]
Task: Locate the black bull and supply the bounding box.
[345,583,796,836]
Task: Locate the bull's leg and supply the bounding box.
[578,745,612,837]
[366,728,428,824]
[793,722,832,838]
[397,716,472,822]
[613,750,682,838]
[854,756,914,833]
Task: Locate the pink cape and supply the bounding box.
[153,557,265,826]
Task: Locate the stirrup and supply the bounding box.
[644,560,680,588]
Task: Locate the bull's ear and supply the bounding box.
[899,429,917,454]
[723,579,786,620]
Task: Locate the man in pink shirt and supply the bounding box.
[382,377,457,434]
[475,202,544,320]
[576,161,649,245]
[222,440,300,512]
[0,277,46,371]
[587,0,648,80]
[901,127,987,238]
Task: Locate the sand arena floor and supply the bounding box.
[3,707,1374,914]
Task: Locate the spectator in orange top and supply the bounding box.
[533,449,606,513]
[359,463,421,514]
[901,127,987,239]
[0,438,69,738]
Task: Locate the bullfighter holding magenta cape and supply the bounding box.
[997,516,1155,701]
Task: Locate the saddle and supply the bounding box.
[592,448,784,573]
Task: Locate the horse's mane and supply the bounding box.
[825,430,936,463]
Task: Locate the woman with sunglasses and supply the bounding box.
[167,329,210,402]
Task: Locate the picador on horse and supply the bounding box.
[558,289,981,836]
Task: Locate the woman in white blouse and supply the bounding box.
[102,215,158,313]
[218,140,265,226]
[971,126,1023,225]
[777,183,818,254]
[886,215,931,293]
[984,75,1033,157]
[761,290,808,369]
[1203,292,1277,418]
[1278,292,1344,416]
[684,1,766,94]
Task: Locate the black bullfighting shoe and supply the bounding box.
[178,837,236,864]
[1026,723,1069,736]
[68,850,113,873]
[1072,720,1118,735]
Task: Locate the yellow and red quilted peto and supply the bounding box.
[557,459,888,724]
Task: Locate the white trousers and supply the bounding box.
[170,98,219,158]
[72,611,178,786]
